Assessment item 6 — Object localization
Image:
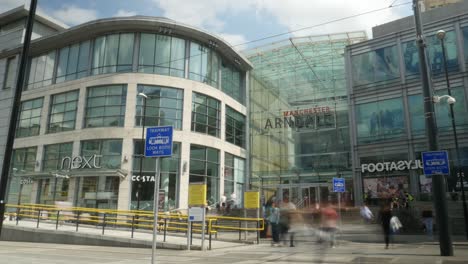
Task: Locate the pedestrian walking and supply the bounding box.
[379,203,392,249]
[360,203,374,223]
[421,209,433,239]
[267,201,281,246]
[320,203,338,248]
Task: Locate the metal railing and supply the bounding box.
[4,203,264,250]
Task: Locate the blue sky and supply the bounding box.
[1,0,413,50]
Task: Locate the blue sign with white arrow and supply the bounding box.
[145,126,173,157]
[332,178,345,193]
[422,151,449,176]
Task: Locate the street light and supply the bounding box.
[437,29,468,240]
[136,92,148,212]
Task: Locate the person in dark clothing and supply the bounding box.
[379,203,392,249]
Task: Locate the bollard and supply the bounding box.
[131,215,135,238]
[215,219,218,239]
[190,222,193,245]
[257,220,260,244]
[36,209,41,228]
[239,221,241,240]
[102,213,107,235]
[76,211,80,232]
[209,220,212,250]
[56,210,61,230]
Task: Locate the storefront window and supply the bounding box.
[75,176,119,209]
[42,142,73,171]
[16,97,43,138]
[408,94,425,136]
[131,141,180,211]
[225,106,246,148]
[191,92,220,137]
[135,85,183,130]
[138,34,185,78]
[221,63,244,104]
[7,147,37,205]
[92,33,134,74]
[26,51,55,90]
[189,42,219,88]
[48,90,79,133]
[351,45,400,86]
[356,98,405,143]
[56,41,90,83]
[224,153,245,208]
[189,145,219,205]
[85,85,127,128]
[81,139,122,170]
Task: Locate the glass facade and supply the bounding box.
[92,33,135,74]
[81,139,122,170]
[42,142,73,171]
[17,97,43,138]
[221,63,243,103]
[189,145,219,205]
[191,92,220,137]
[48,90,79,133]
[224,153,245,207]
[26,51,55,90]
[135,85,183,129]
[189,42,219,87]
[138,33,185,78]
[7,147,37,206]
[351,45,400,86]
[355,98,405,143]
[3,56,16,89]
[131,141,181,211]
[225,106,246,148]
[56,41,90,83]
[85,85,127,128]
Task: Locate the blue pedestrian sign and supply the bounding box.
[422,151,449,176]
[145,126,173,157]
[332,178,345,193]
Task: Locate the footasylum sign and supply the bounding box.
[361,160,423,173]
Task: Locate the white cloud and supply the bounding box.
[51,5,98,26]
[217,33,249,51]
[114,9,137,17]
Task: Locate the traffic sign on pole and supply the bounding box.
[422,151,450,176]
[145,126,173,157]
[332,178,345,193]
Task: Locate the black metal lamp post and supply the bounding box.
[136,92,148,211]
[437,29,468,240]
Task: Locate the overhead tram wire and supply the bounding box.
[16,1,412,100]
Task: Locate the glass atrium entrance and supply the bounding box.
[269,183,331,209]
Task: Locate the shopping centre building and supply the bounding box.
[0,6,250,211]
[346,1,468,205]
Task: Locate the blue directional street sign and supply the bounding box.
[422,151,449,176]
[145,126,173,157]
[332,178,345,193]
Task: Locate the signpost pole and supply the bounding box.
[187,213,191,251]
[151,157,161,264]
[201,204,206,251]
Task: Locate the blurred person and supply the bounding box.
[320,203,338,248]
[288,210,304,247]
[421,208,433,239]
[220,193,227,214]
[360,203,374,223]
[379,203,392,249]
[279,196,296,245]
[267,201,281,246]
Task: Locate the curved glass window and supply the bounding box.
[56,41,90,83]
[8,147,37,205]
[135,85,183,130]
[189,145,219,205]
[191,92,220,137]
[92,33,134,74]
[356,98,405,143]
[225,106,246,148]
[42,142,73,172]
[17,97,43,138]
[222,62,244,103]
[48,90,79,133]
[224,153,245,208]
[81,139,122,170]
[189,42,219,87]
[85,85,127,128]
[138,34,185,78]
[351,45,400,86]
[26,51,55,90]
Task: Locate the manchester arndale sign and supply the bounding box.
[60,155,102,170]
[264,106,332,130]
[361,160,423,173]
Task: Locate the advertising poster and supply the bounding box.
[419,175,432,193]
[363,176,408,199]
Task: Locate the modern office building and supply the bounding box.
[346,1,468,205]
[246,32,367,207]
[0,5,251,211]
